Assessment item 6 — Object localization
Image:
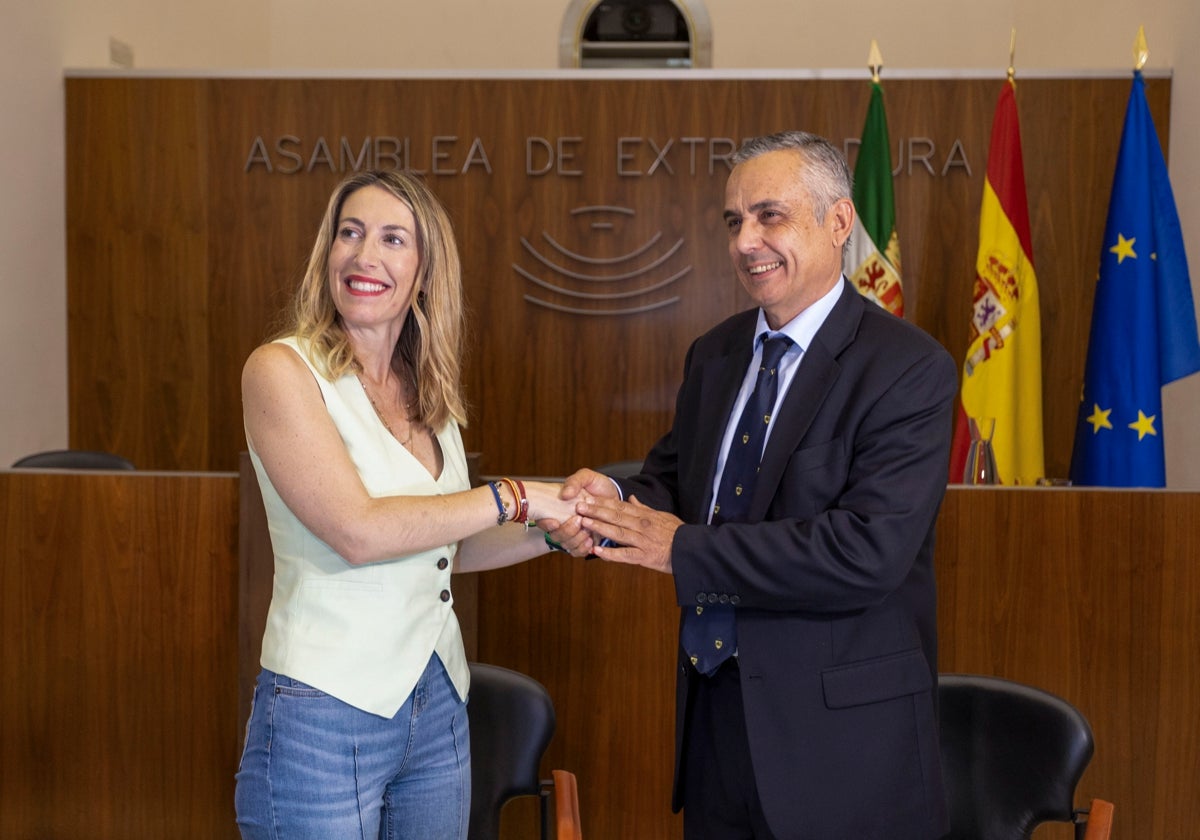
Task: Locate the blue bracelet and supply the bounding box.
[487,481,508,525]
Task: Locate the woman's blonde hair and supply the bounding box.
[280,170,467,429]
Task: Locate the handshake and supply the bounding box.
[519,469,682,574]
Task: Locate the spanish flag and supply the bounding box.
[844,78,904,316]
[948,78,1045,484]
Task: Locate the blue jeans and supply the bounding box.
[235,654,470,839]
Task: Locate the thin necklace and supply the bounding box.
[357,373,415,449]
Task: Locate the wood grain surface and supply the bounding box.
[65,76,1172,481]
[3,472,1197,838]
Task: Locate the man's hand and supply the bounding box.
[537,468,619,557]
[560,468,619,502]
[578,495,680,574]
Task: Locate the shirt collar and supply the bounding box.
[753,277,845,353]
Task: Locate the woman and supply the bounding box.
[235,170,579,839]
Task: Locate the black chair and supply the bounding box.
[11,449,135,470]
[937,673,1113,840]
[596,460,643,479]
[466,662,582,840]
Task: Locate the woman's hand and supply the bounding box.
[523,480,588,524]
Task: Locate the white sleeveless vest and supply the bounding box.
[247,336,471,717]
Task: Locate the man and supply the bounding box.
[554,131,955,839]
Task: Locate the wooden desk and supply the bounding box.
[3,470,1197,839]
[0,468,240,839]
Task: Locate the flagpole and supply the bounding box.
[868,38,882,84]
[1008,27,1016,83]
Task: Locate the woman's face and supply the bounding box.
[327,185,421,332]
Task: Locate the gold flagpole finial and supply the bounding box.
[1007,28,1016,82]
[1133,25,1148,71]
[868,39,883,83]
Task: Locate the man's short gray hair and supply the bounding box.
[732,131,853,223]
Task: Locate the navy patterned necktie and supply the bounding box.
[682,335,793,675]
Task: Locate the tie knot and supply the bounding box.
[759,335,792,371]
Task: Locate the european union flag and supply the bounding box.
[1070,71,1200,486]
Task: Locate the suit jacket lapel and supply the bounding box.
[751,280,864,520]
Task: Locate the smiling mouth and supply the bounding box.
[346,276,388,293]
[747,261,782,276]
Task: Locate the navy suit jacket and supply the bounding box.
[618,280,956,840]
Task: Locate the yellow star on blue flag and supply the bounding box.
[1086,404,1113,433]
[1109,234,1137,263]
[1128,410,1157,440]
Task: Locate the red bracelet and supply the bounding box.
[512,478,529,526]
[499,478,523,526]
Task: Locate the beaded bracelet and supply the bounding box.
[486,480,508,526]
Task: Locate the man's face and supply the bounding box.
[723,149,853,329]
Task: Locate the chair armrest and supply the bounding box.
[1075,797,1114,840]
[549,769,582,840]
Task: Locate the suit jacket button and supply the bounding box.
[440,590,451,602]
[706,593,718,604]
[437,557,449,570]
[718,594,729,604]
[730,595,741,606]
[695,593,707,604]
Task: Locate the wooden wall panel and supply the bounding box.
[65,79,214,469]
[0,470,240,840]
[65,76,1171,480]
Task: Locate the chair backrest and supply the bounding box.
[596,460,643,479]
[467,662,556,840]
[11,449,136,470]
[938,674,1095,840]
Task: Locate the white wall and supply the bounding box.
[2,2,68,461]
[4,0,1199,482]
[60,0,268,68]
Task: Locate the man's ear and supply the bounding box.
[828,197,856,248]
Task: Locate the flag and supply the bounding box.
[844,79,904,316]
[948,78,1045,485]
[1069,71,1200,487]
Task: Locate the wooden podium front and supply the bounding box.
[2,467,1196,839]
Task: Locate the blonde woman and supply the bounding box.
[235,170,579,839]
